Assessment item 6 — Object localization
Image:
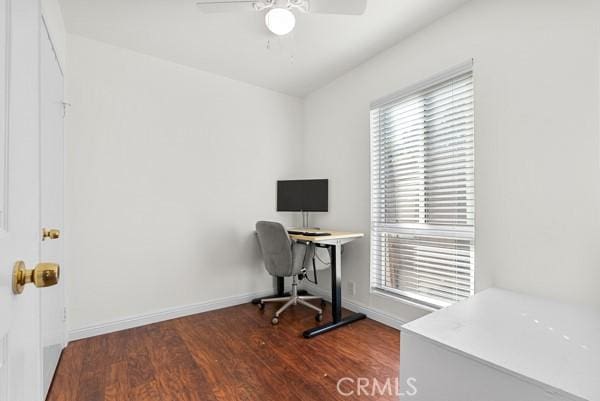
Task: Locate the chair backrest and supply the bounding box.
[255,221,295,277]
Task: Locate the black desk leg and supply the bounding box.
[303,243,366,338]
[252,277,309,304]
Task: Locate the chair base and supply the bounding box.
[252,291,309,304]
[259,276,323,324]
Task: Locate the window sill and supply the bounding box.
[370,289,441,313]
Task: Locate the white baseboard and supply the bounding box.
[302,282,406,330]
[68,285,406,341]
[68,289,274,341]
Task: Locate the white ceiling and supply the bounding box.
[58,0,471,96]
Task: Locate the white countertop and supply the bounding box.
[402,288,600,401]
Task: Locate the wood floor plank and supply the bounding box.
[143,322,217,401]
[177,312,299,401]
[104,362,128,401]
[77,334,111,401]
[77,371,104,401]
[47,302,400,401]
[225,307,338,401]
[126,350,156,389]
[46,340,86,401]
[238,301,394,400]
[127,379,163,401]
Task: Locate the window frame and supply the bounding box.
[369,61,475,309]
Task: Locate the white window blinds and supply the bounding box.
[370,65,475,309]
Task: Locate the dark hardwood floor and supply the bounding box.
[47,301,400,401]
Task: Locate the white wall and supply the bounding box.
[65,35,304,332]
[65,0,600,334]
[302,0,600,322]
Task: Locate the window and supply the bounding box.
[370,63,474,309]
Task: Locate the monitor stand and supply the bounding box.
[301,211,320,230]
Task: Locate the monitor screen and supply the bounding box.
[277,179,328,212]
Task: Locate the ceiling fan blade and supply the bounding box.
[307,0,367,15]
[195,0,258,13]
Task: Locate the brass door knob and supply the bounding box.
[12,261,60,294]
[42,228,61,240]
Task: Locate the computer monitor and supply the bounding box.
[277,179,328,212]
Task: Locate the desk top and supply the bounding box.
[288,228,364,243]
[402,288,600,401]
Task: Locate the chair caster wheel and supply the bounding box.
[271,317,279,325]
[316,313,323,322]
[257,302,264,310]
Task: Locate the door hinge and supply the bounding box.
[61,101,71,118]
[63,307,68,322]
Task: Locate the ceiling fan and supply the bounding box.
[195,0,368,36]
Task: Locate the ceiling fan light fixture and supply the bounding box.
[265,7,295,35]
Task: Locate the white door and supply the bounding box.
[40,17,65,398]
[0,1,53,401]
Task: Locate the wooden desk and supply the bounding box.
[288,229,366,338]
[288,230,364,243]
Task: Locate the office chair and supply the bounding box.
[255,221,323,325]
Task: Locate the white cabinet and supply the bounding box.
[399,289,599,401]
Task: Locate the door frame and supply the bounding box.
[39,13,67,399]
